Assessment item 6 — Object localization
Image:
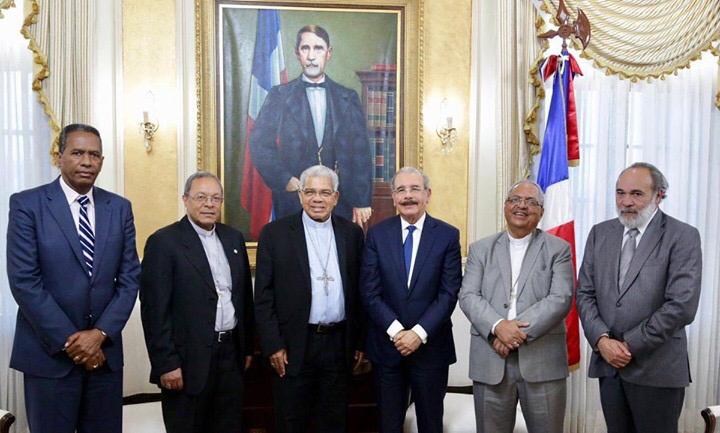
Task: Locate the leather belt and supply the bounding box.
[308,321,346,334]
[214,329,234,343]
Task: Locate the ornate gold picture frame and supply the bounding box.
[196,0,421,264]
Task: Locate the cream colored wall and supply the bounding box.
[123,0,179,253]
[122,0,473,253]
[420,0,471,252]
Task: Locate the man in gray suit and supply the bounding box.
[577,162,702,433]
[459,180,573,433]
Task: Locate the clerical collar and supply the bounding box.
[507,230,533,246]
[188,217,216,237]
[302,211,332,229]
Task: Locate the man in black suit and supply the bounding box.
[254,164,366,433]
[249,24,372,225]
[140,172,255,433]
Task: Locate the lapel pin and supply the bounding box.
[233,249,238,254]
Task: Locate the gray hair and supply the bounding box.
[183,171,223,196]
[507,180,545,206]
[299,165,339,191]
[391,166,431,191]
[620,162,669,200]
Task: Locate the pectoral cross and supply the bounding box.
[317,271,334,295]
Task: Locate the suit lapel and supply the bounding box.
[290,213,312,292]
[286,79,316,149]
[619,212,665,298]
[179,217,216,294]
[385,216,407,289]
[495,233,513,299]
[90,189,111,283]
[409,215,436,293]
[514,231,544,299]
[45,179,87,274]
[326,78,344,140]
[332,218,349,307]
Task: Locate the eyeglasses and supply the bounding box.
[188,194,224,205]
[301,189,335,198]
[505,196,542,208]
[393,186,425,194]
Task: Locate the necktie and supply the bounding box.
[618,228,639,288]
[77,195,95,276]
[403,225,416,284]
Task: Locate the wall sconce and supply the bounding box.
[436,98,457,154]
[139,91,159,153]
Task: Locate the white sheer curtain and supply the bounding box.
[0,5,55,433]
[561,51,720,433]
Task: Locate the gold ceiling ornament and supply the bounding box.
[543,0,720,82]
[0,0,15,19]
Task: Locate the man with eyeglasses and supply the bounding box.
[460,180,574,433]
[361,166,462,433]
[139,171,255,433]
[577,163,701,433]
[254,165,366,433]
[458,180,573,433]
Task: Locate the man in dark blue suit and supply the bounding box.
[6,124,140,433]
[361,166,462,433]
[249,24,372,225]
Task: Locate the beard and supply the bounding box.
[617,201,657,229]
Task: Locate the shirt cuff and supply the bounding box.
[595,333,610,351]
[411,325,428,344]
[387,320,404,341]
[491,319,503,336]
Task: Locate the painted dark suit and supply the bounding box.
[249,76,372,220]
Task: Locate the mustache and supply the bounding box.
[400,199,418,205]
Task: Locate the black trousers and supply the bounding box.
[373,359,448,433]
[273,326,348,433]
[161,337,244,433]
[599,374,685,433]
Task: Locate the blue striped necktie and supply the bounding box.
[77,195,95,276]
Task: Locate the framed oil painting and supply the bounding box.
[196,0,421,262]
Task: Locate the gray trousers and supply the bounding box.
[473,352,566,433]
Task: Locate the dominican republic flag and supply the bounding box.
[536,48,583,367]
[241,10,288,239]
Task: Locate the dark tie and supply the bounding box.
[403,225,416,284]
[303,81,326,88]
[618,228,639,288]
[77,195,95,276]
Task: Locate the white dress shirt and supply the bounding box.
[302,75,327,146]
[188,218,236,332]
[59,176,95,232]
[386,213,429,343]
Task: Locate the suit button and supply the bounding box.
[503,303,508,309]
[616,301,621,307]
